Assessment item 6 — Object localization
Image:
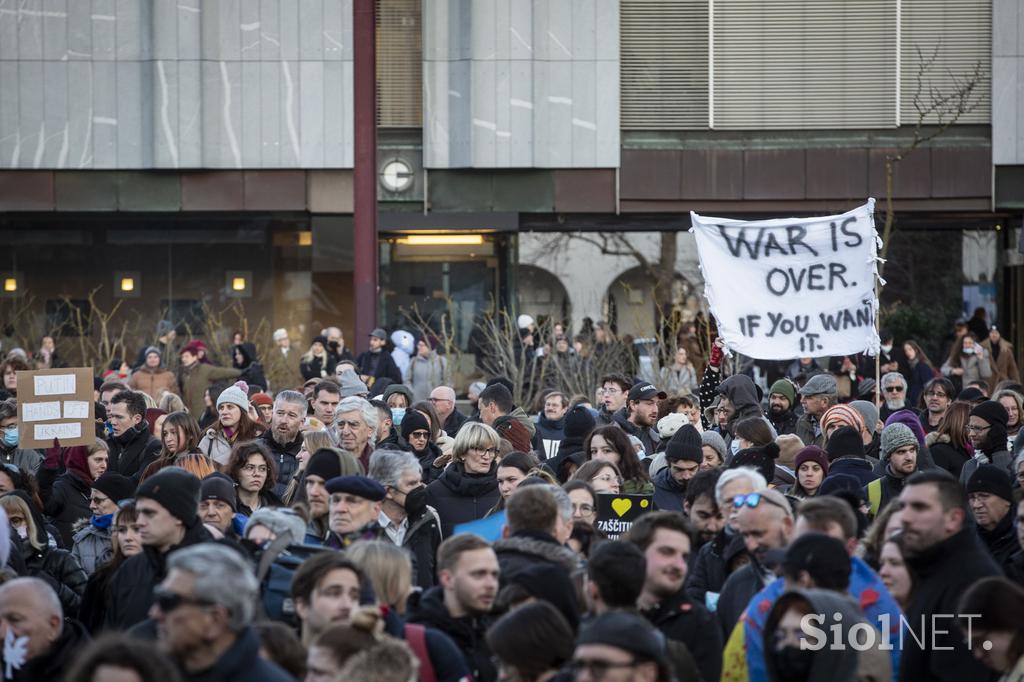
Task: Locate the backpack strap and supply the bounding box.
[867,478,882,517]
[404,623,436,682]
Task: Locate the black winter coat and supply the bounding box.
[611,407,660,456]
[768,410,799,437]
[38,467,92,547]
[978,509,1020,576]
[21,539,88,617]
[927,434,972,478]
[825,456,878,486]
[108,422,161,480]
[382,609,472,682]
[652,467,686,513]
[259,429,303,498]
[402,506,444,588]
[543,437,586,483]
[901,527,1002,682]
[413,441,445,484]
[3,617,89,682]
[532,414,566,459]
[183,627,293,682]
[355,349,403,384]
[407,586,496,682]
[443,409,468,437]
[642,588,723,682]
[716,561,769,636]
[232,342,268,391]
[300,353,337,381]
[425,461,500,537]
[684,527,748,608]
[106,522,212,629]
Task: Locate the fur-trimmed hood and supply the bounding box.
[493,532,580,574]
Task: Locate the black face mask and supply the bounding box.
[403,484,428,518]
[772,645,813,681]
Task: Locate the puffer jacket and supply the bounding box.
[425,460,500,537]
[37,465,92,548]
[71,518,113,576]
[198,427,234,467]
[20,535,88,616]
[129,365,179,402]
[0,444,43,474]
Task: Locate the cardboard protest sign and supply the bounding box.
[595,493,653,540]
[690,200,881,360]
[16,368,95,448]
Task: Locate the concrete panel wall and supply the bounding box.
[993,0,1024,165]
[0,0,354,169]
[423,0,620,169]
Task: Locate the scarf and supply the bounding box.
[91,513,113,530]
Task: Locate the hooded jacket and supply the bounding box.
[508,405,537,437]
[71,518,112,576]
[38,463,93,548]
[425,460,500,537]
[652,466,687,513]
[407,585,496,682]
[492,529,579,583]
[232,342,268,391]
[108,421,162,481]
[178,361,242,416]
[718,375,765,440]
[407,352,448,403]
[901,527,1002,681]
[105,520,213,629]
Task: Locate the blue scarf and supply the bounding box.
[91,513,113,530]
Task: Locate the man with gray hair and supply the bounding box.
[369,448,442,587]
[151,544,292,681]
[0,577,87,681]
[880,371,909,422]
[259,390,306,496]
[430,385,467,437]
[336,396,378,472]
[795,373,838,447]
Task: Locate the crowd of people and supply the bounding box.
[0,310,1023,682]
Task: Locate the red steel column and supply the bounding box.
[352,0,378,348]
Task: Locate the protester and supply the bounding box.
[106,390,162,480]
[653,424,703,512]
[879,371,910,422]
[493,484,576,582]
[198,472,241,538]
[533,390,568,459]
[324,474,387,548]
[71,471,134,575]
[406,337,447,402]
[878,534,916,610]
[795,374,838,447]
[259,390,305,497]
[425,422,501,536]
[545,403,595,482]
[300,335,338,381]
[39,439,108,546]
[963,400,1013,484]
[584,424,653,493]
[429,385,467,438]
[77,500,141,632]
[225,440,282,516]
[996,388,1024,447]
[572,459,623,494]
[898,470,1002,680]
[401,410,444,483]
[942,334,992,393]
[919,377,955,434]
[486,601,574,682]
[292,552,365,647]
[335,395,378,472]
[252,622,306,680]
[982,326,1021,394]
[0,398,43,474]
[407,534,500,682]
[926,401,973,478]
[824,425,877,486]
[310,380,342,444]
[177,341,241,415]
[765,379,799,436]
[572,610,672,682]
[357,328,403,386]
[231,342,267,391]
[866,422,921,516]
[958,577,1024,679]
[478,383,533,453]
[149,543,293,681]
[63,634,184,682]
[966,464,1019,575]
[129,346,179,402]
[141,410,202,480]
[105,466,211,629]
[0,578,90,682]
[197,382,262,467]
[368,448,441,588]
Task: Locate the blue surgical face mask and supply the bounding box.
[391,407,406,426]
[730,438,741,456]
[3,427,18,448]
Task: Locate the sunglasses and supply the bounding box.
[153,587,215,614]
[733,492,789,513]
[884,386,904,393]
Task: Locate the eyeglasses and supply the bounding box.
[153,587,215,614]
[924,391,949,399]
[592,473,623,486]
[89,494,111,505]
[733,492,789,513]
[428,397,452,404]
[568,658,637,677]
[408,430,431,440]
[572,503,595,515]
[884,386,905,393]
[966,424,991,433]
[470,447,498,455]
[242,463,269,474]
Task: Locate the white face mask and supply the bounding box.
[962,346,976,355]
[730,439,741,456]
[881,344,893,354]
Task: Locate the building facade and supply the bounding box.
[0,0,1018,367]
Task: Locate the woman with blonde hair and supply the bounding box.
[425,422,501,536]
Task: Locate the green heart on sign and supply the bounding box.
[611,498,633,517]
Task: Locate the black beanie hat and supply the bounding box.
[135,466,200,528]
[729,442,780,482]
[306,449,342,481]
[666,424,703,464]
[400,410,431,440]
[966,463,1014,503]
[970,401,1009,429]
[200,472,237,511]
[92,472,135,503]
[563,405,596,440]
[506,562,581,633]
[826,425,865,462]
[781,533,852,590]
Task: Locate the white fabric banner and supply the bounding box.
[690,200,881,361]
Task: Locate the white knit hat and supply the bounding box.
[216,381,250,412]
[517,314,535,330]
